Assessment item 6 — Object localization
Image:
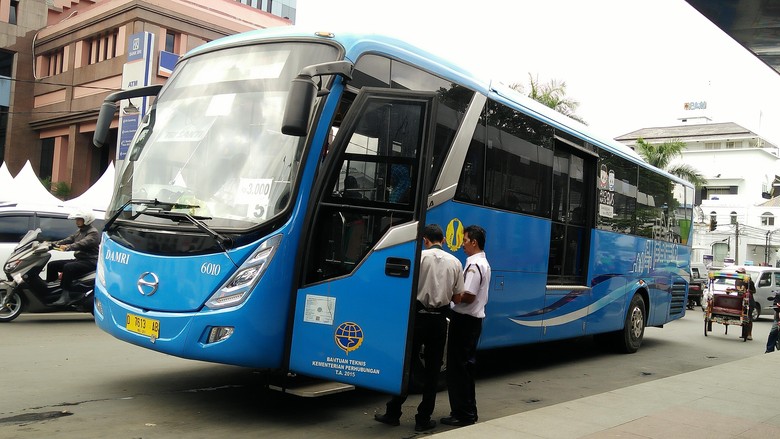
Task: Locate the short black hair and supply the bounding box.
[464,225,486,250]
[423,224,444,243]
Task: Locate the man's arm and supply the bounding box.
[453,292,476,304]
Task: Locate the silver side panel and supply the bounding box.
[374,221,419,251]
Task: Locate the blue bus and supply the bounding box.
[92,28,694,396]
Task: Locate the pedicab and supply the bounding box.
[703,270,752,341]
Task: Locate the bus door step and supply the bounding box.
[268,379,355,397]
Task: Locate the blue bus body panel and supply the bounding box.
[95,231,301,368]
[100,237,255,312]
[426,202,687,349]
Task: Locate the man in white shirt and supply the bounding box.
[441,224,490,427]
[375,224,465,432]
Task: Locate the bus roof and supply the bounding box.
[184,27,691,189]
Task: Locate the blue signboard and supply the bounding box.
[118,32,154,162]
[158,50,180,77]
[118,113,139,160]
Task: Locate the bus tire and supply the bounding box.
[596,294,646,353]
[619,294,646,353]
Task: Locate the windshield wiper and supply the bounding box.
[143,210,233,252]
[103,198,202,231]
[104,198,237,266]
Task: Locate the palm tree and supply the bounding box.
[634,138,707,187]
[510,73,586,124]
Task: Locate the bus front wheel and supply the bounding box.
[596,294,646,354]
[620,294,646,353]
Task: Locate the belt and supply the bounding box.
[416,301,450,315]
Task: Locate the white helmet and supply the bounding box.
[68,210,95,226]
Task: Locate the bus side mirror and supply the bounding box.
[281,60,354,137]
[92,84,163,148]
[281,75,318,137]
[94,101,119,148]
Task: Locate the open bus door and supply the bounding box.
[287,89,437,395]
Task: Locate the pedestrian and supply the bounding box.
[46,210,100,306]
[735,267,755,340]
[441,224,491,427]
[374,224,465,432]
[765,293,780,353]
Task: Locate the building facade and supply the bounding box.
[616,122,780,267]
[1,0,290,197]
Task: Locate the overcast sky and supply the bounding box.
[296,0,780,145]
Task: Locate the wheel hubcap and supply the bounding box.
[631,307,643,338]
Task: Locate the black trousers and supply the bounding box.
[46,258,94,289]
[385,311,448,423]
[445,311,483,422]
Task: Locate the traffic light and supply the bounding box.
[709,218,717,231]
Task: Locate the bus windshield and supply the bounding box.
[109,42,340,230]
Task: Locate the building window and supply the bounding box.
[705,186,738,199]
[9,0,18,25]
[730,211,737,225]
[725,141,736,149]
[164,30,180,53]
[762,212,775,226]
[237,0,296,22]
[44,48,65,76]
[710,211,717,224]
[704,142,721,150]
[87,29,119,65]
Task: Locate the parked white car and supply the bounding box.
[0,203,105,279]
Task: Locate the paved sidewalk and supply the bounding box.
[432,352,780,438]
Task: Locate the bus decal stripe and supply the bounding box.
[509,282,634,327]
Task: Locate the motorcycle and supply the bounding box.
[0,228,95,322]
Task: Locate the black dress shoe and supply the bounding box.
[374,413,400,426]
[414,419,436,432]
[440,416,475,427]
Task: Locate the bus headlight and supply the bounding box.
[97,254,106,287]
[205,234,282,310]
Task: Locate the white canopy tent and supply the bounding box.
[64,162,115,213]
[4,161,63,206]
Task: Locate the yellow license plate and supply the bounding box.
[126,313,160,338]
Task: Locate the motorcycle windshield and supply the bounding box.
[109,41,340,231]
[15,229,41,250]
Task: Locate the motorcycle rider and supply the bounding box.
[46,210,100,306]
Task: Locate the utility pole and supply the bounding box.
[766,230,771,265]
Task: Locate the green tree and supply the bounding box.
[510,73,586,125]
[634,138,707,188]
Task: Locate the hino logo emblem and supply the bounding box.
[137,272,159,296]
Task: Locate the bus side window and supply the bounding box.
[323,93,356,164]
[455,115,486,204]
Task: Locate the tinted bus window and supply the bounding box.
[455,111,486,204]
[351,55,474,194]
[636,166,671,240]
[484,100,553,217]
[597,151,637,234]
